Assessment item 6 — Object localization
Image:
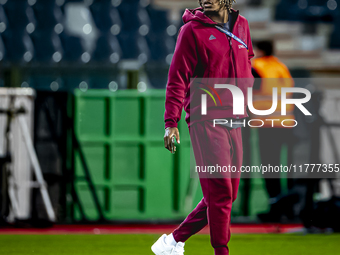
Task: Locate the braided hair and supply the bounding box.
[199,0,236,13]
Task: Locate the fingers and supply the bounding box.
[164,128,170,151]
[164,131,172,151]
[170,136,177,154]
[164,128,180,152]
[175,130,180,144]
[164,136,168,150]
[167,136,172,151]
[164,135,171,151]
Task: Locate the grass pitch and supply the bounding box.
[0,233,338,255]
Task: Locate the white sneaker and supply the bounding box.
[172,242,185,255]
[151,234,185,255]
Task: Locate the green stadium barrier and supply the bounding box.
[71,89,193,221]
[70,89,271,222]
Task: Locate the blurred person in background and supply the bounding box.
[251,40,296,222]
[151,0,254,254]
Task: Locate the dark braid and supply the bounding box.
[198,0,236,13]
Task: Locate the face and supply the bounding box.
[201,0,224,13]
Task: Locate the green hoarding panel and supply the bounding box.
[249,182,270,216]
[111,144,141,185]
[71,90,191,221]
[77,98,109,137]
[75,145,109,185]
[113,98,141,137]
[144,145,174,218]
[74,183,106,221]
[70,89,266,221]
[110,187,141,215]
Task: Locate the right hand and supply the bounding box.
[164,127,180,153]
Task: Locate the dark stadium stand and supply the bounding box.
[275,0,338,23]
[0,0,338,89]
[90,2,121,32]
[86,69,120,89]
[30,30,63,63]
[2,30,34,63]
[145,31,175,63]
[59,31,86,62]
[30,0,64,30]
[117,32,150,61]
[117,2,150,34]
[145,63,169,88]
[92,33,121,63]
[27,75,64,91]
[0,5,8,28]
[0,35,5,61]
[146,5,171,33]
[275,0,304,21]
[2,0,36,30]
[301,0,336,23]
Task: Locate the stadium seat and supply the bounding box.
[0,35,6,62]
[145,32,175,64]
[59,31,87,62]
[30,30,64,63]
[59,0,86,15]
[146,6,170,33]
[117,3,150,34]
[89,2,121,32]
[30,0,64,30]
[2,30,34,63]
[117,32,150,62]
[0,5,8,30]
[2,0,36,30]
[92,33,121,64]
[62,1,97,62]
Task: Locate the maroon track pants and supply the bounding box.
[173,122,243,255]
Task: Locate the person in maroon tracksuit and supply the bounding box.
[152,1,254,255]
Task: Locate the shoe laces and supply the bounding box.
[171,242,184,255]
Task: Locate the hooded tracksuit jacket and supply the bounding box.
[164,8,254,255]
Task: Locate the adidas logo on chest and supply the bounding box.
[209,35,216,40]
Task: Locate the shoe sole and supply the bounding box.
[151,243,163,255]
